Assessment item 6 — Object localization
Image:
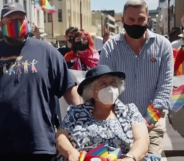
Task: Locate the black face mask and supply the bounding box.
[123,23,148,39]
[4,36,26,46]
[74,41,89,51]
[68,36,74,43]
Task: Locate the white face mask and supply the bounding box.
[96,86,119,105]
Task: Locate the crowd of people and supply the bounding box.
[0,0,181,161]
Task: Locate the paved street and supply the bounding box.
[161,111,184,161]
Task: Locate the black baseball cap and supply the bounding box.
[65,27,78,35]
[1,2,26,18]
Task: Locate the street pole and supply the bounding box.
[51,0,54,38]
[51,14,54,38]
[101,13,103,37]
[168,0,170,34]
[80,0,83,30]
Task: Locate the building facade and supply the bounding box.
[92,11,116,37]
[0,0,46,39]
[44,0,97,45]
[157,0,175,35]
[175,0,184,28]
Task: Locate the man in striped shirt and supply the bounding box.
[99,0,173,158]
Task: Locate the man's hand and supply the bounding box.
[67,148,80,161]
[145,121,155,132]
[32,23,40,39]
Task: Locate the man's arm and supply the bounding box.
[152,41,173,110]
[63,85,81,105]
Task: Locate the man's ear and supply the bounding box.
[64,35,68,41]
[0,20,3,29]
[147,16,151,22]
[121,16,124,24]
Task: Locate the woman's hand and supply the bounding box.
[67,148,80,161]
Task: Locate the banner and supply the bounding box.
[168,75,184,139]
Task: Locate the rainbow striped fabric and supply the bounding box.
[78,144,122,161]
[34,0,57,14]
[171,85,184,112]
[144,102,161,125]
[86,144,108,157]
[2,20,31,38]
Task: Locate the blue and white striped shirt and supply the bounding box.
[99,30,173,115]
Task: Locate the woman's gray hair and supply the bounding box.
[82,75,125,102]
[123,0,148,16]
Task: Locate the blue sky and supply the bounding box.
[91,0,159,13]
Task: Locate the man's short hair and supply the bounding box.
[65,27,78,36]
[123,0,148,16]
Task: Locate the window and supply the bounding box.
[48,14,52,22]
[23,0,27,12]
[58,9,62,22]
[3,0,8,5]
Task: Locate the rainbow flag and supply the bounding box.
[82,144,122,161]
[144,102,161,125]
[171,85,184,112]
[86,144,108,157]
[105,148,122,161]
[34,0,57,14]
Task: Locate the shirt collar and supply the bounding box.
[114,29,156,43]
[85,99,126,117]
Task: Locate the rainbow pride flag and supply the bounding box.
[171,85,184,112]
[79,144,122,161]
[144,102,161,125]
[86,144,108,157]
[105,148,122,161]
[34,0,57,14]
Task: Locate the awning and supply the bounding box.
[107,15,115,22]
[56,35,65,41]
[40,33,47,37]
[106,23,115,29]
[89,32,97,36]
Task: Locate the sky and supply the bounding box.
[91,0,159,13]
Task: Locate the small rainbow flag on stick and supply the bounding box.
[171,85,184,112]
[105,148,122,161]
[144,102,161,125]
[79,144,122,161]
[86,144,108,157]
[34,0,57,14]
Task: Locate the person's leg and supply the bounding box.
[0,153,56,161]
[148,117,166,155]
